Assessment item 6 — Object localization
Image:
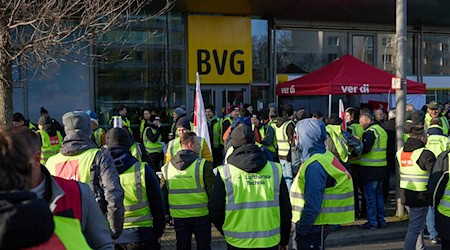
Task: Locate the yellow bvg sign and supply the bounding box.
[188,15,252,84]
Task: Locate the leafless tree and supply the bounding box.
[0,0,173,126]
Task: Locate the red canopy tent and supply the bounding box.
[276,54,426,96]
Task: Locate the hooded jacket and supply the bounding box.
[35,166,114,250]
[161,149,215,217]
[295,119,338,235]
[428,148,450,240]
[0,190,54,249]
[208,143,292,246]
[108,146,166,244]
[56,130,124,239]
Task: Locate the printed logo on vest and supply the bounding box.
[55,159,80,181]
[331,157,351,180]
[400,151,414,167]
[49,135,60,146]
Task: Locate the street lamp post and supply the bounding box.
[395,0,407,217]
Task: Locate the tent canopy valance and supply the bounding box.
[276,54,426,96]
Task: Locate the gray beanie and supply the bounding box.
[230,124,254,148]
[174,107,186,116]
[62,111,93,135]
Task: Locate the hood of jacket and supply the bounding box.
[276,116,290,128]
[428,126,444,136]
[404,137,426,152]
[295,118,327,162]
[227,144,267,173]
[0,190,54,249]
[60,130,97,156]
[107,146,138,174]
[170,149,200,170]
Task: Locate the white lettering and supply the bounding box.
[289,85,295,94]
[341,84,370,94]
[359,84,370,93]
[341,86,357,93]
[281,87,289,94]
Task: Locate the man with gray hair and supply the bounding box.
[358,113,388,229]
[46,111,125,240]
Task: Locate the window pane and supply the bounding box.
[275,30,348,73]
[352,35,374,65]
[252,19,269,82]
[95,13,186,127]
[423,34,450,75]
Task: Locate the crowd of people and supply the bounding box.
[2,100,450,250]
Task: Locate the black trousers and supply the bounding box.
[174,216,211,250]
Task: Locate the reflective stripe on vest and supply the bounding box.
[425,113,449,136]
[162,158,208,218]
[143,127,163,154]
[140,119,146,139]
[426,134,449,157]
[326,125,349,163]
[120,162,153,228]
[38,130,63,165]
[276,121,293,157]
[130,143,143,162]
[219,161,282,248]
[348,123,363,165]
[46,148,99,183]
[290,151,354,225]
[209,117,223,148]
[397,147,429,191]
[359,124,387,167]
[438,182,450,217]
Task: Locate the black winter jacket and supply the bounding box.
[428,149,450,240]
[208,144,292,247]
[399,138,436,207]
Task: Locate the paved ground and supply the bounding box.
[328,239,441,250]
[161,191,409,249]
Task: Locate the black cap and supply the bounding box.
[106,127,132,148]
[176,116,191,130]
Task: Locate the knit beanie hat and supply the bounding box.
[106,127,132,148]
[174,107,186,116]
[38,116,52,126]
[176,116,191,130]
[62,111,92,136]
[230,124,254,148]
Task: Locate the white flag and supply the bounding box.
[194,72,212,153]
[339,99,347,131]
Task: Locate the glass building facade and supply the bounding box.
[11,10,450,124]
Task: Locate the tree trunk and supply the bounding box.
[0,25,13,128]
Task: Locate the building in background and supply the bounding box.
[12,0,450,124]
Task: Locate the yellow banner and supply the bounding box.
[188,15,252,84]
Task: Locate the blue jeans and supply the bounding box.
[363,180,385,227]
[280,159,293,190]
[174,216,211,250]
[426,206,438,240]
[404,206,427,250]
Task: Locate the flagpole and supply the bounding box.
[194,72,212,153]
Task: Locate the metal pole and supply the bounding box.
[328,94,332,117]
[395,0,407,217]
